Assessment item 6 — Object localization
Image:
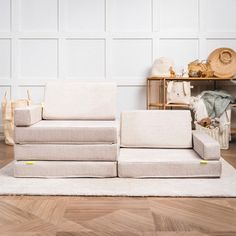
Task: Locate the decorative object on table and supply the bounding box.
[208,47,236,79]
[188,60,214,78]
[169,66,176,78]
[166,81,192,104]
[1,90,31,145]
[151,57,174,77]
[181,69,188,78]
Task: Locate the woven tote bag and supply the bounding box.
[1,91,31,145]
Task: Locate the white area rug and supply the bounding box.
[0,159,236,196]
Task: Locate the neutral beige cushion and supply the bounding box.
[14,161,117,178]
[15,105,42,127]
[15,120,118,144]
[121,110,192,148]
[193,131,221,160]
[118,148,222,178]
[43,82,116,120]
[15,144,118,161]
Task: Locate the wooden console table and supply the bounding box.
[147,76,235,109]
[146,76,236,133]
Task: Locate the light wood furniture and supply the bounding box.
[147,76,235,109]
[146,76,236,133]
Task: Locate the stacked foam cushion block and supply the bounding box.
[14,82,118,178]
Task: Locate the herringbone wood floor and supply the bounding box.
[0,139,236,236]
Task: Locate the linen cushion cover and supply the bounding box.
[14,161,117,178]
[43,82,116,120]
[193,131,221,160]
[118,148,222,178]
[121,110,192,148]
[14,144,118,161]
[14,105,42,127]
[14,120,118,144]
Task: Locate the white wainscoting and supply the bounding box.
[0,0,236,133]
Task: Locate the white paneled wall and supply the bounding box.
[0,0,236,133]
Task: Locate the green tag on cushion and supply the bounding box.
[200,160,208,164]
[25,161,35,165]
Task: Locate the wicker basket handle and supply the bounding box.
[2,91,8,103]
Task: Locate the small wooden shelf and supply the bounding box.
[149,103,164,107]
[165,104,190,108]
[147,76,236,110]
[149,103,190,108]
[147,76,234,81]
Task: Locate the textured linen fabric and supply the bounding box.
[120,110,192,148]
[193,131,221,160]
[15,120,118,144]
[14,105,42,127]
[14,161,117,178]
[14,144,118,161]
[118,148,222,178]
[43,82,117,120]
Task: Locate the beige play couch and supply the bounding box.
[13,82,222,178]
[14,82,118,177]
[118,110,222,178]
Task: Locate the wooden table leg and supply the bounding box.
[146,79,150,110]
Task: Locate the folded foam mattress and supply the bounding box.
[14,144,118,161]
[118,148,222,178]
[14,161,117,178]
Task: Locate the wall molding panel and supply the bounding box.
[0,0,236,132]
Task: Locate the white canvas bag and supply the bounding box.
[167,81,192,105]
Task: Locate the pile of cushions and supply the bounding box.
[14,82,222,178]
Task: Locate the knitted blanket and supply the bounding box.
[201,90,235,118]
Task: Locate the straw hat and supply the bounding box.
[151,57,174,77]
[208,48,236,79]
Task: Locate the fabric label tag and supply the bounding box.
[25,161,35,165]
[200,160,208,164]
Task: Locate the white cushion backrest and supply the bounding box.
[43,82,116,120]
[121,110,192,148]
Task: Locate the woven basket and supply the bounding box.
[188,60,214,77]
[195,122,230,150]
[1,91,31,145]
